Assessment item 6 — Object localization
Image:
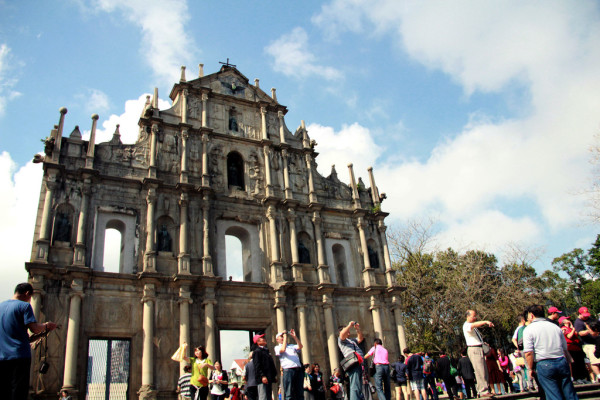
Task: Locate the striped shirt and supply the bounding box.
[178,373,192,399]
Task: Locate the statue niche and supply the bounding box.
[367,245,380,269]
[298,241,311,264]
[52,205,74,244]
[157,224,172,252]
[227,152,244,189]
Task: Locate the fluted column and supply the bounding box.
[367,167,381,208]
[201,134,210,187]
[180,128,189,183]
[73,182,91,265]
[178,193,190,274]
[275,289,286,333]
[261,107,268,140]
[282,149,292,199]
[179,287,193,374]
[296,291,310,363]
[322,293,339,369]
[149,124,158,178]
[85,114,99,169]
[391,296,407,352]
[267,205,283,282]
[378,222,396,287]
[370,295,383,338]
[51,107,68,163]
[201,93,208,127]
[287,210,302,281]
[141,284,156,391]
[305,154,317,203]
[181,88,188,123]
[348,164,360,208]
[264,146,273,197]
[36,174,58,261]
[144,188,157,272]
[62,279,84,392]
[202,195,213,275]
[357,217,374,287]
[312,213,330,283]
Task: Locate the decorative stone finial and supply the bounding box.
[59,107,68,115]
[254,78,260,88]
[152,88,158,109]
[91,114,99,121]
[199,63,204,77]
[301,120,306,129]
[180,66,186,82]
[69,125,82,139]
[271,88,277,101]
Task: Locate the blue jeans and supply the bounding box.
[347,363,364,400]
[374,364,391,400]
[535,358,579,400]
[282,367,304,400]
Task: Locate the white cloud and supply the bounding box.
[308,1,600,254]
[0,43,22,116]
[0,152,42,299]
[81,88,110,115]
[93,0,198,85]
[265,27,343,81]
[86,94,170,144]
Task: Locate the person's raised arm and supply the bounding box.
[355,323,364,343]
[290,329,303,350]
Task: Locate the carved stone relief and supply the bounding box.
[209,144,224,191]
[248,151,264,197]
[188,96,201,120]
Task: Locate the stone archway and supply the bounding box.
[215,220,262,282]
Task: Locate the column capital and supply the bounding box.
[356,217,367,229]
[179,193,189,205]
[181,129,189,140]
[312,213,322,225]
[260,106,267,115]
[277,110,284,119]
[201,93,209,102]
[183,88,189,97]
[151,124,160,134]
[147,188,157,203]
[267,205,277,219]
[141,284,156,303]
[286,209,296,221]
[377,221,387,232]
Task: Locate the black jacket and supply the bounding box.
[457,356,475,380]
[253,346,277,384]
[435,356,453,380]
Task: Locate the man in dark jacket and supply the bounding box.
[456,349,476,399]
[404,348,427,400]
[253,334,277,400]
[436,352,458,400]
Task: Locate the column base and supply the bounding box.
[362,268,375,287]
[384,268,396,287]
[203,256,214,276]
[317,264,331,284]
[178,253,191,274]
[270,261,284,283]
[72,243,86,266]
[144,252,157,272]
[291,263,304,282]
[35,239,50,262]
[137,385,158,400]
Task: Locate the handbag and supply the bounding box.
[340,352,360,371]
[482,342,491,356]
[330,384,340,394]
[171,343,188,362]
[368,345,377,377]
[450,366,458,377]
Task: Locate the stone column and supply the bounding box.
[30,275,45,321]
[73,182,91,265]
[370,295,383,338]
[140,284,157,397]
[149,124,158,178]
[62,279,84,392]
[204,288,217,361]
[181,88,188,123]
[347,164,360,208]
[275,289,286,334]
[282,149,292,199]
[296,291,310,363]
[391,296,407,352]
[178,193,190,274]
[179,286,193,374]
[201,134,210,187]
[201,93,208,127]
[367,167,381,208]
[378,222,396,287]
[305,154,317,203]
[287,210,302,281]
[85,114,99,169]
[180,128,189,183]
[202,195,213,275]
[36,174,58,261]
[51,107,68,163]
[312,213,330,284]
[261,107,268,140]
[263,146,273,197]
[322,293,339,369]
[278,111,286,144]
[144,188,157,272]
[357,217,374,287]
[267,205,283,282]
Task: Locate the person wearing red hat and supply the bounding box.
[574,306,600,382]
[252,333,277,400]
[547,307,562,326]
[559,316,589,383]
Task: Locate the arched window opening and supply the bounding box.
[333,244,347,286]
[103,227,123,273]
[225,235,244,281]
[367,243,380,269]
[227,152,245,189]
[52,204,74,245]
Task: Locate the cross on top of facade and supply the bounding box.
[219,58,236,68]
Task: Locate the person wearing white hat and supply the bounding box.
[275,329,304,400]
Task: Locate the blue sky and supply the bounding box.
[1,0,600,304]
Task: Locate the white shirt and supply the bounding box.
[274,344,301,369]
[463,321,483,346]
[523,318,567,362]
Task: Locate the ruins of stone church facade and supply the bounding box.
[25,64,407,399]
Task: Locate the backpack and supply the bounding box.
[423,358,434,375]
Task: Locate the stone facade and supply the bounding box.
[25,65,407,400]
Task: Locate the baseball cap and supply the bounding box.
[579,307,591,318]
[253,333,265,344]
[558,316,570,325]
[548,306,562,314]
[276,331,286,338]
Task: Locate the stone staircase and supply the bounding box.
[451,382,600,399]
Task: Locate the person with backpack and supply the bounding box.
[390,356,409,400]
[423,353,438,400]
[404,348,427,400]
